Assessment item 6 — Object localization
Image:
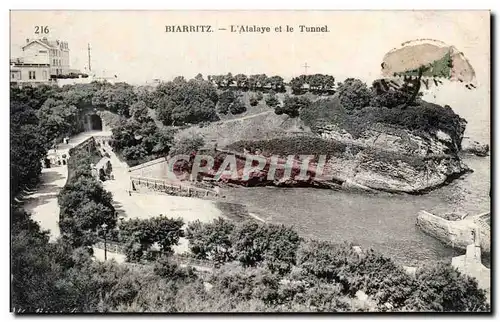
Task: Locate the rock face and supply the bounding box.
[461,138,489,157]
[416,210,490,253]
[173,115,472,194]
[309,122,470,193]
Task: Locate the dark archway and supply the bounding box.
[86,114,103,131]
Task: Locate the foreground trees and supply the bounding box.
[152,78,219,125]
[58,143,116,248]
[119,216,185,262]
[10,101,48,199]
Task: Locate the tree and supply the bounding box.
[336,78,372,112]
[229,98,247,115]
[169,135,205,156]
[152,78,218,125]
[217,90,236,114]
[249,95,259,106]
[268,76,285,92]
[119,216,184,261]
[290,75,307,95]
[10,101,48,198]
[151,128,175,156]
[92,83,137,117]
[155,97,176,125]
[38,98,79,141]
[185,218,236,264]
[234,74,248,89]
[370,79,414,108]
[265,92,280,108]
[59,155,116,248]
[224,73,235,87]
[275,95,311,118]
[130,101,152,123]
[403,262,489,312]
[260,224,301,275]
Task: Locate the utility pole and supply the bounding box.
[88,43,92,72]
[303,62,310,75]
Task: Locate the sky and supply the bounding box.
[10,10,490,85]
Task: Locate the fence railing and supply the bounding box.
[130,175,219,198]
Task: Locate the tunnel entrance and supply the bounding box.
[86,113,103,131]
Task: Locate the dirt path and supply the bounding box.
[22,131,109,241]
[217,110,273,123]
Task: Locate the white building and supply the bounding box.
[22,37,70,76]
[10,37,72,85]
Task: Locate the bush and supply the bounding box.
[275,95,311,118]
[185,218,235,264]
[370,89,411,109]
[337,78,372,112]
[119,216,185,262]
[255,92,264,101]
[169,135,205,156]
[152,78,219,125]
[249,96,259,106]
[218,90,236,114]
[265,92,280,108]
[402,262,489,312]
[229,98,247,114]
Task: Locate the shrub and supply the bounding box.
[185,218,235,264]
[265,92,280,108]
[119,216,185,262]
[249,96,259,106]
[218,90,236,114]
[275,95,311,118]
[169,135,205,156]
[229,98,247,114]
[337,78,372,112]
[402,262,489,312]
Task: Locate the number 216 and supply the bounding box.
[35,26,49,34]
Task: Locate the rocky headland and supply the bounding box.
[214,103,479,194]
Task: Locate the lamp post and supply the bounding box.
[101,223,108,261]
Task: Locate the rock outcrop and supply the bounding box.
[461,138,489,157]
[311,121,470,193]
[217,119,470,193]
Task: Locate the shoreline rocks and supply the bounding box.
[461,138,489,157]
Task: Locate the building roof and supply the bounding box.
[22,39,52,50]
[22,38,68,50]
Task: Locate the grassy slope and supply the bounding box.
[175,91,313,148]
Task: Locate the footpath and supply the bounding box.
[22,131,109,241]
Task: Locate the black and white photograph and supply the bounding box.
[8,9,492,313]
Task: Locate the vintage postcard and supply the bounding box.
[10,10,491,313]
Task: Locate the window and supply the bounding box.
[39,50,47,53]
[11,73,15,79]
[43,71,48,79]
[29,71,36,80]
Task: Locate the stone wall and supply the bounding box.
[416,210,490,253]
